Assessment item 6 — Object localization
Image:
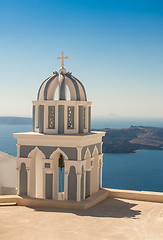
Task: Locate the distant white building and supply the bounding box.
[0,151,17,194]
[13,53,105,201]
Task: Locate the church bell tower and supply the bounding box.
[14,53,105,201]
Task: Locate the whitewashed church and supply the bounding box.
[13,53,105,201]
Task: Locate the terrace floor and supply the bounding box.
[0,197,163,240]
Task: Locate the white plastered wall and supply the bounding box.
[35,150,44,198]
[0,152,17,194]
[14,131,105,200]
[90,146,99,195]
[26,147,45,198]
[84,146,102,195]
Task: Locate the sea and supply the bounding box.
[1,118,163,192]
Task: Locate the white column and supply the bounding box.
[16,167,20,195]
[64,159,69,201]
[100,158,103,188]
[26,168,30,196]
[52,170,55,200]
[97,159,100,191]
[83,170,86,199]
[76,172,82,201]
[77,147,83,161]
[100,142,103,153]
[16,144,20,157]
[52,156,59,200]
[64,171,69,200]
[43,171,46,199]
[35,103,38,128]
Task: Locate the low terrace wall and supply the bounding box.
[106,188,163,203]
[1,189,163,209]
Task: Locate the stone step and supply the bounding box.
[0,202,17,206]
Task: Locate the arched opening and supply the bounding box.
[50,148,68,200]
[68,166,77,201]
[58,153,65,200]
[45,173,53,199]
[81,165,84,200]
[66,85,71,100]
[85,148,91,198]
[20,162,27,195]
[54,85,59,100]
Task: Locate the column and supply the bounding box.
[16,167,20,195]
[43,171,45,199]
[76,172,82,201]
[64,171,69,200]
[86,159,91,198]
[77,147,83,161]
[100,142,103,154]
[100,156,103,188]
[58,105,64,134]
[79,106,84,133]
[16,144,20,157]
[97,157,100,191]
[83,170,86,199]
[26,168,30,196]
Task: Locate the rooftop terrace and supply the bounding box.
[0,189,163,239]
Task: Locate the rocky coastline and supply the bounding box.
[95,126,163,153]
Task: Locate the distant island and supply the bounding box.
[1,117,163,153]
[96,126,163,153]
[0,117,32,125]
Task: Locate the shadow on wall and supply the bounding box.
[30,198,141,219]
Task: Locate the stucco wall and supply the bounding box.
[20,145,77,160]
[20,144,101,161]
[82,143,101,159]
[0,152,17,194]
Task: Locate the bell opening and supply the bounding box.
[58,153,65,200]
[54,85,59,100]
[66,85,71,101]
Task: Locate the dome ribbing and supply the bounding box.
[37,69,87,101]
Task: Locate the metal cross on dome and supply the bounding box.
[57,52,68,68]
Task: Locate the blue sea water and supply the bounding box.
[1,123,163,192]
[103,150,163,192]
[0,124,32,157]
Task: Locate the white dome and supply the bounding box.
[37,68,87,101]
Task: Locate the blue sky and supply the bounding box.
[0,0,163,118]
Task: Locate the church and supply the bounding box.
[13,52,105,202]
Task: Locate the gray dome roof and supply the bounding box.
[37,69,87,101]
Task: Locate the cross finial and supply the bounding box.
[57,52,68,68]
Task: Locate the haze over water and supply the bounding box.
[1,117,163,156]
[92,117,163,129]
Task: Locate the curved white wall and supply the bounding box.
[0,152,17,193]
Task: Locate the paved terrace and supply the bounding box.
[1,196,163,239]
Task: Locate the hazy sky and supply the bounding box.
[0,0,163,118]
